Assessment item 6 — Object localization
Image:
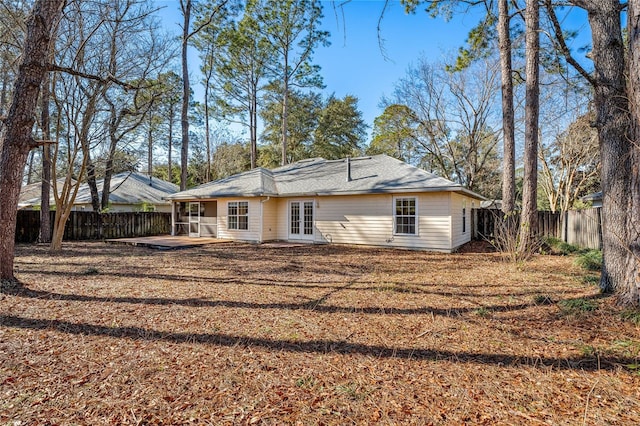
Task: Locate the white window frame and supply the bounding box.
[228,201,249,231]
[393,196,418,236]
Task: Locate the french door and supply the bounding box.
[289,200,314,240]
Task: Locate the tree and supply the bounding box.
[0,1,29,119]
[381,55,502,195]
[199,1,271,170]
[38,50,54,243]
[539,112,599,212]
[401,0,518,212]
[257,0,329,165]
[312,94,367,160]
[497,0,517,214]
[211,141,251,179]
[367,104,422,165]
[518,0,541,254]
[545,0,636,304]
[259,87,322,167]
[179,0,230,190]
[0,0,65,280]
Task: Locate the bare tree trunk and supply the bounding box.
[0,0,65,280]
[168,105,174,182]
[26,150,36,184]
[498,0,516,214]
[623,0,640,305]
[0,65,8,116]
[519,0,540,253]
[581,1,630,298]
[148,125,153,176]
[250,89,257,169]
[180,0,191,191]
[39,66,52,243]
[85,157,101,211]
[204,78,211,181]
[281,53,289,166]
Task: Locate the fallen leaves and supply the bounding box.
[0,241,639,424]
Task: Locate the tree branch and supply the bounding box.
[47,63,137,90]
[545,0,596,86]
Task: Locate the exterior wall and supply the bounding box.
[450,193,472,249]
[260,197,279,241]
[189,192,473,251]
[216,198,262,242]
[276,193,454,251]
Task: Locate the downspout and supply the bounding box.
[259,196,271,243]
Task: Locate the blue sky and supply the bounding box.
[309,0,483,132]
[156,1,592,143]
[156,0,483,141]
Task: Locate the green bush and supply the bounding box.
[620,309,640,326]
[544,237,581,255]
[574,250,603,271]
[558,298,598,315]
[581,275,600,286]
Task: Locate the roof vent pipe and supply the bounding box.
[346,157,352,182]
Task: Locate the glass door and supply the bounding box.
[289,200,314,240]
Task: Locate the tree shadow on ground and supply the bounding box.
[0,313,633,373]
[2,281,541,317]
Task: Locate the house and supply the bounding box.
[19,172,178,212]
[166,155,485,252]
[580,191,602,208]
[18,178,73,209]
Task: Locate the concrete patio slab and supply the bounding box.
[106,235,229,249]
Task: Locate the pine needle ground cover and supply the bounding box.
[2,242,639,425]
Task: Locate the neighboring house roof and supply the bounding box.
[581,191,602,203]
[18,178,72,209]
[168,154,486,200]
[20,172,178,208]
[480,200,503,209]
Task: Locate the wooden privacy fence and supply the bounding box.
[15,211,171,243]
[565,208,602,250]
[472,207,602,250]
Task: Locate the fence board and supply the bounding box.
[16,211,171,243]
[472,208,602,250]
[566,208,602,250]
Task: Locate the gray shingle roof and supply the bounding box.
[168,154,485,200]
[20,172,178,207]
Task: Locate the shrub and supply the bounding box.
[544,237,581,255]
[620,309,640,326]
[581,275,600,286]
[574,250,603,271]
[489,214,543,263]
[558,298,598,315]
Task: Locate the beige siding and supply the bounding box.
[311,193,453,251]
[260,197,279,241]
[450,193,472,249]
[216,198,261,242]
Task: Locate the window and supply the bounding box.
[228,201,248,230]
[462,200,467,233]
[394,197,417,235]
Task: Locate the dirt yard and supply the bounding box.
[1,241,639,425]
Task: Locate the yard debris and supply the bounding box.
[1,242,639,424]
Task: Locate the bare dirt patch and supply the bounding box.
[2,242,639,425]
